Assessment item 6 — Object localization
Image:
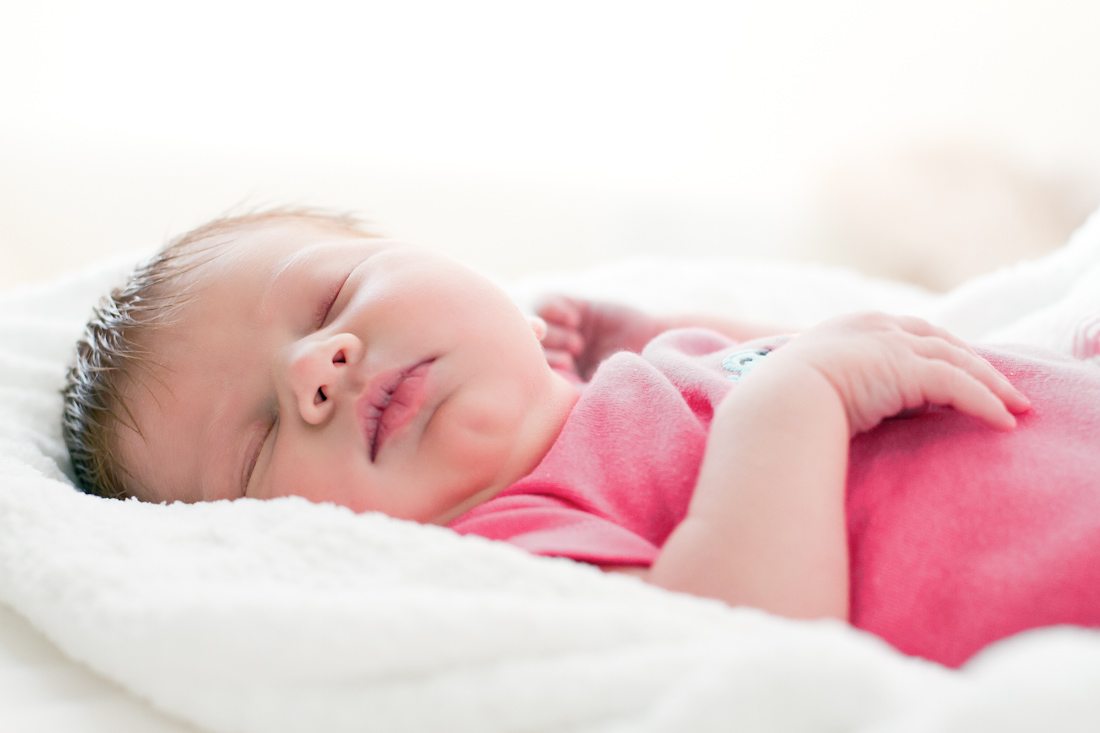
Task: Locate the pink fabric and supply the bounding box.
[848,346,1100,666]
[447,329,1100,667]
[449,329,737,564]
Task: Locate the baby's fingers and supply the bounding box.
[539,323,584,355]
[543,348,577,373]
[534,295,585,355]
[919,359,1020,431]
[912,336,1030,415]
[535,294,583,330]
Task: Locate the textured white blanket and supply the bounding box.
[4,214,1100,732]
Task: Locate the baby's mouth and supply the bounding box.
[358,359,434,461]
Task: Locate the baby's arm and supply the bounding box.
[536,295,787,380]
[645,313,1030,620]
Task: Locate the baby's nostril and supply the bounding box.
[333,350,346,365]
[315,387,327,405]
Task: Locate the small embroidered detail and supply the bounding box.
[722,348,771,382]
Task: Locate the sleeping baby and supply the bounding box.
[63,209,1100,668]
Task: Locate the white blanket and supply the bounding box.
[4,214,1100,733]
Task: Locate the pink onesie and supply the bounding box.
[447,329,1100,667]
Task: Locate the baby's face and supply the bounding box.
[119,221,578,523]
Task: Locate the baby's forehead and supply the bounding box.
[157,224,320,301]
[193,219,369,280]
[145,220,378,353]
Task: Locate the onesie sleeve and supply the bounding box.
[448,494,660,566]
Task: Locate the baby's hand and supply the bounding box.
[771,312,1030,435]
[535,295,666,380]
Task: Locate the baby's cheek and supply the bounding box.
[264,450,352,507]
[430,400,515,481]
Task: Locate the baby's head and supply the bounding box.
[64,210,577,523]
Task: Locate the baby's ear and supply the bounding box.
[526,315,548,342]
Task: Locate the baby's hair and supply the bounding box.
[62,207,373,499]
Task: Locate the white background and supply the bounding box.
[3,0,1100,288]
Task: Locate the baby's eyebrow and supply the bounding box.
[259,248,316,320]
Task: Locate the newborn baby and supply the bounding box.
[64,208,1100,667]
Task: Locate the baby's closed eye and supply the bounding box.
[243,416,276,496]
[315,270,353,330]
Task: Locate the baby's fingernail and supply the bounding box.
[992,406,1018,430]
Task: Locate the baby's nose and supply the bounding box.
[288,333,363,424]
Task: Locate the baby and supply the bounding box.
[64,209,1100,668]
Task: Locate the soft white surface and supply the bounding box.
[4,214,1100,732]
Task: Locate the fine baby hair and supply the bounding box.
[62,208,373,500]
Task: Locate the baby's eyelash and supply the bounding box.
[243,418,275,495]
[315,273,351,329]
[314,285,341,329]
